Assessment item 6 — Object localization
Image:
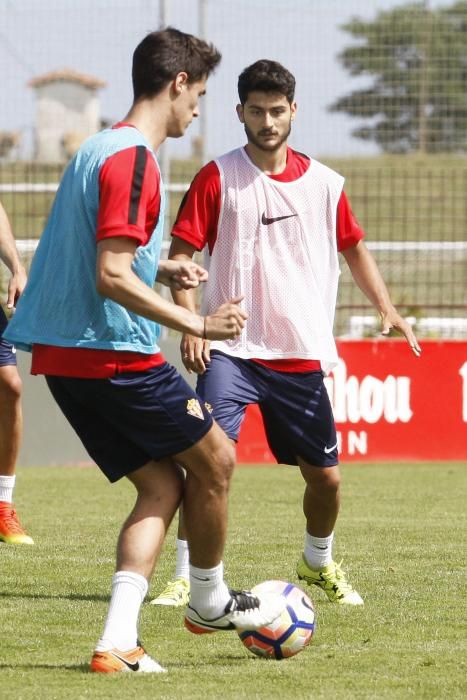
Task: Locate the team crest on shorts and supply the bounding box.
[186,398,205,420]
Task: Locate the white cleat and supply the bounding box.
[184,589,286,634]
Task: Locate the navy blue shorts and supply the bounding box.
[196,352,338,467]
[0,308,17,367]
[46,363,213,482]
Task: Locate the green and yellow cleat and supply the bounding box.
[150,577,190,607]
[0,502,34,545]
[297,556,363,605]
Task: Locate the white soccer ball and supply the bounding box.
[237,580,315,660]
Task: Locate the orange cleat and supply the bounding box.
[90,646,166,674]
[0,501,34,545]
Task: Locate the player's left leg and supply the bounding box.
[296,460,363,605]
[0,355,33,545]
[258,367,363,606]
[150,351,258,607]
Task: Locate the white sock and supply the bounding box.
[0,475,15,503]
[189,561,230,618]
[304,531,334,570]
[95,571,148,652]
[175,538,190,580]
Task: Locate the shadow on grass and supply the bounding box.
[0,591,109,602]
[168,654,247,667]
[0,658,250,671]
[0,663,90,672]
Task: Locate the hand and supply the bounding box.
[6,266,27,309]
[180,333,211,374]
[380,309,421,357]
[204,296,248,341]
[157,259,208,290]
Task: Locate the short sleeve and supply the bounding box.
[336,191,365,252]
[171,161,221,253]
[96,146,160,247]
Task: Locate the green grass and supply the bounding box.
[1,462,466,699]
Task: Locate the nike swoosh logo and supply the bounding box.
[324,442,338,454]
[261,212,297,225]
[315,545,328,550]
[301,595,315,612]
[192,575,210,582]
[189,619,236,631]
[110,651,139,671]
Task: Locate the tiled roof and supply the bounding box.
[28,68,106,89]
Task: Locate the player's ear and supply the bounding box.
[174,72,189,95]
[236,104,244,123]
[290,101,297,121]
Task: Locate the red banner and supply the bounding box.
[236,340,467,463]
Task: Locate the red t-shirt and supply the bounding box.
[172,147,365,372]
[31,123,165,378]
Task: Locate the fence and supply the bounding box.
[1,164,465,338]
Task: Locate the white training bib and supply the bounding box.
[202,148,344,374]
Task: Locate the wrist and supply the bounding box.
[192,314,205,339]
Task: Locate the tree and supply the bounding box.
[329,1,467,154]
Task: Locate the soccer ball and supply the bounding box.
[237,580,315,660]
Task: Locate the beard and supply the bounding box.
[244,120,292,152]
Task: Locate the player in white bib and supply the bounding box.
[152,60,421,608]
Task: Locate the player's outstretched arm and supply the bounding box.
[342,240,421,357]
[0,201,27,308]
[96,236,246,341]
[169,237,211,374]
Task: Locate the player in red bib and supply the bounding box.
[153,59,420,608]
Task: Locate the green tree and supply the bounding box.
[329,1,467,153]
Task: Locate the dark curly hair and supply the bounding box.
[238,60,295,105]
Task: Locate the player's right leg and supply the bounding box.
[151,507,190,606]
[45,374,184,673]
[91,457,183,673]
[0,329,33,545]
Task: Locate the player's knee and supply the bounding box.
[0,368,22,403]
[203,438,236,490]
[319,466,341,495]
[304,464,341,495]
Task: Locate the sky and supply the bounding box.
[0,0,455,161]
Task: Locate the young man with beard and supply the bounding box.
[153,59,420,608]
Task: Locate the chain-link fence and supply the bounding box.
[1,0,466,337]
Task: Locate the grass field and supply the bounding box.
[1,462,466,699]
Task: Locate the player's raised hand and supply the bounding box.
[157,259,208,290]
[204,296,248,340]
[380,309,421,357]
[180,333,211,374]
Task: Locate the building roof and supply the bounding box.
[28,68,106,90]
